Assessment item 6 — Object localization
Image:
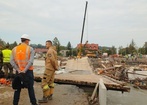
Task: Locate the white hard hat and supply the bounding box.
[21,34,30,41]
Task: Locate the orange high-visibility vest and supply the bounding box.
[13,44,33,71]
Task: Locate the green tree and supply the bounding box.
[118,46,127,55]
[138,47,145,54]
[10,41,18,49]
[66,51,70,57]
[128,39,137,54]
[67,42,71,50]
[72,48,77,56]
[30,44,38,48]
[125,47,130,55]
[60,46,67,50]
[37,44,44,48]
[118,46,123,55]
[144,42,147,54]
[101,46,116,55]
[101,47,107,53]
[52,37,60,54]
[106,49,111,55]
[66,42,72,56]
[111,46,116,54]
[0,38,6,49]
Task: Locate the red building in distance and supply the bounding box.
[77,43,98,51]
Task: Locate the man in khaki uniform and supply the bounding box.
[38,40,58,103]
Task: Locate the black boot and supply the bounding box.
[38,96,48,103]
[47,94,53,100]
[31,101,41,105]
[32,103,40,105]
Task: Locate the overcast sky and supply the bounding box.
[0,0,147,48]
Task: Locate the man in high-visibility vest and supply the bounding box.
[0,49,3,74]
[38,40,58,103]
[0,49,4,78]
[2,44,13,78]
[10,34,39,105]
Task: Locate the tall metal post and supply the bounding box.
[77,1,88,58]
[80,1,88,44]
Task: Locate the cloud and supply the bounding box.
[0,0,147,48]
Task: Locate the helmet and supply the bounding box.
[21,34,30,41]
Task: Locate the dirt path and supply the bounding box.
[0,82,88,105]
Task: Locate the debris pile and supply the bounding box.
[126,58,147,65]
[132,78,147,89]
[88,57,147,89]
[127,65,147,89]
[0,78,11,86]
[88,58,128,81]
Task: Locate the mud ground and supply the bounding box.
[0,83,88,105]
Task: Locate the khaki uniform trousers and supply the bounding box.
[41,68,55,97]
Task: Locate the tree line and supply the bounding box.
[118,40,147,56]
[0,37,147,57]
[0,37,76,57]
[100,39,147,56]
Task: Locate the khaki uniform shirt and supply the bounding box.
[45,46,58,70]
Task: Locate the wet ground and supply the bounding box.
[1,83,147,105]
[0,83,88,105]
[107,85,147,105]
[80,85,147,105]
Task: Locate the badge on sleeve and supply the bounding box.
[48,54,52,57]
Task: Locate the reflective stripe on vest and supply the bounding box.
[2,49,12,63]
[13,44,33,71]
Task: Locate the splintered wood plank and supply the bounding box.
[54,74,129,91]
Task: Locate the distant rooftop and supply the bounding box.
[34,48,48,53]
[77,43,98,51]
